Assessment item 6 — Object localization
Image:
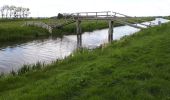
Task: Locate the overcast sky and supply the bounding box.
[0,0,170,17]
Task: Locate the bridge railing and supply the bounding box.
[68,11,113,20]
[64,11,152,24]
[112,12,153,26]
[49,11,155,29]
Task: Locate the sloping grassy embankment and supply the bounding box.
[0,19,50,42]
[0,21,170,99]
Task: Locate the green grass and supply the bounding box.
[0,20,50,42]
[165,16,170,20]
[0,21,170,99]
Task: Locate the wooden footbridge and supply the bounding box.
[25,11,153,45]
[53,11,152,44]
[53,11,152,29]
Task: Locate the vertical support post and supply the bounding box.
[76,20,82,48]
[158,21,161,25]
[96,12,97,20]
[76,20,81,34]
[108,20,114,42]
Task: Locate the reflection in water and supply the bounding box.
[108,32,113,43]
[108,20,114,43]
[0,18,169,73]
[77,34,82,48]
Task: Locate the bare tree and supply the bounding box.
[9,5,16,18]
[0,6,5,18]
[22,8,27,18]
[0,5,30,19]
[17,7,23,18]
[14,7,19,18]
[14,7,21,18]
[25,8,30,18]
[3,5,10,18]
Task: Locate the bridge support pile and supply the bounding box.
[76,19,114,48]
[108,20,114,42]
[76,20,82,48]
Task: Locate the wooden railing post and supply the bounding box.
[106,12,109,19]
[76,20,81,34]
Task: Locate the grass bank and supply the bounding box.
[0,17,154,42]
[0,21,170,99]
[0,20,50,42]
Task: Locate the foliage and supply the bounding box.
[57,13,64,19]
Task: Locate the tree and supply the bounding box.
[14,7,19,18]
[9,5,16,18]
[25,8,30,18]
[0,6,5,18]
[57,13,64,19]
[18,7,22,18]
[22,8,26,18]
[3,5,10,18]
[0,5,30,19]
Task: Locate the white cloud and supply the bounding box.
[0,0,170,17]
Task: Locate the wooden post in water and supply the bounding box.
[108,20,114,42]
[76,20,82,48]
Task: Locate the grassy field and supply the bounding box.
[165,16,170,20]
[0,19,50,42]
[0,17,154,42]
[0,21,170,99]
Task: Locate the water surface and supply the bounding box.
[0,18,169,73]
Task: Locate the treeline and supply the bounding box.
[0,5,30,19]
[55,13,72,19]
